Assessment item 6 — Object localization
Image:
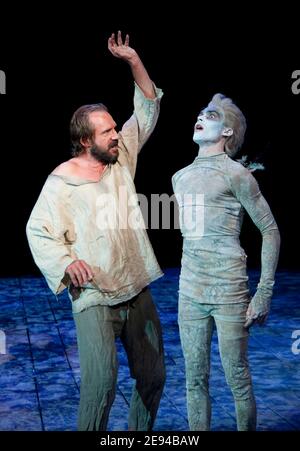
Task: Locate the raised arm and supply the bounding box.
[108,31,155,99]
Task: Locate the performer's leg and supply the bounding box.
[121,287,166,431]
[73,304,119,431]
[214,303,257,431]
[178,293,214,431]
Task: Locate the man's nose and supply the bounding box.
[111,130,118,139]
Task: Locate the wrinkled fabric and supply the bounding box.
[172,151,280,431]
[26,83,164,313]
[172,152,280,306]
[179,294,256,431]
[74,287,166,431]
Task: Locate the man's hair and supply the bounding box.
[70,103,108,156]
[209,93,247,157]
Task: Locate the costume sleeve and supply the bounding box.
[26,176,75,295]
[118,82,163,177]
[230,165,280,308]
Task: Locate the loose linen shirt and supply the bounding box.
[26,83,163,313]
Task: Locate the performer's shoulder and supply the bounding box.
[172,163,195,183]
[51,159,79,177]
[225,154,251,178]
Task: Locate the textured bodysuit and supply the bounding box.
[172,152,280,306]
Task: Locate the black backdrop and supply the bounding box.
[1,21,299,277]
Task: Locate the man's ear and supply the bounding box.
[80,137,92,149]
[222,128,233,137]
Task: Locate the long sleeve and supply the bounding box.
[26,176,76,295]
[230,164,281,310]
[118,82,163,177]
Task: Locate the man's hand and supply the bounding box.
[65,260,94,287]
[108,30,156,99]
[108,31,138,64]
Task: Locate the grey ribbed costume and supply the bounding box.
[172,152,280,430]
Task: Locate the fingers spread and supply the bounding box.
[117,30,123,46]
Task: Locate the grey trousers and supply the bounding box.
[178,294,257,431]
[73,287,166,431]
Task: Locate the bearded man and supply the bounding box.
[26,31,165,431]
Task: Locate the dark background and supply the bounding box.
[0,17,299,277]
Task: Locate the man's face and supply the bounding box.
[87,111,119,164]
[193,106,227,145]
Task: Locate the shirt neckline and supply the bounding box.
[196,152,226,159]
[49,166,110,186]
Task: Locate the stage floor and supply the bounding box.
[0,269,299,431]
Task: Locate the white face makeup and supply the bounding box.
[193,106,227,146]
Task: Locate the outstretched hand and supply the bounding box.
[108,31,138,63]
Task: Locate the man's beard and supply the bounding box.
[90,140,119,164]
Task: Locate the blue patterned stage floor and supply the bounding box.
[0,269,299,431]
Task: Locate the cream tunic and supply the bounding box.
[26,83,163,312]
